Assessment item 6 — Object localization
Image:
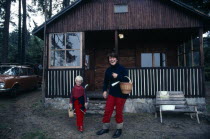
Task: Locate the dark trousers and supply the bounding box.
[102,95,126,123]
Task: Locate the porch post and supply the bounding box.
[177,47,180,66]
[82,32,85,80]
[191,35,194,66]
[82,32,85,68]
[199,28,204,66]
[183,42,186,66]
[199,28,205,97]
[115,30,118,54]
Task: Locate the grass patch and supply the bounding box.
[0,104,5,108]
[31,102,40,108]
[206,104,210,113]
[206,82,210,86]
[21,131,50,139]
[30,100,43,109]
[0,123,8,129]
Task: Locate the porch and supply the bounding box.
[46,67,205,98]
[46,28,205,98]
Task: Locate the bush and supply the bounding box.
[205,67,210,81]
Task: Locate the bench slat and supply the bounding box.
[155,91,199,124]
[156,105,189,108]
[161,109,196,113]
[156,98,185,101]
[157,91,183,94]
[157,94,184,98]
[156,101,186,105]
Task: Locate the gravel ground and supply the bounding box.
[0,86,210,139]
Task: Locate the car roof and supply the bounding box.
[0,65,31,68]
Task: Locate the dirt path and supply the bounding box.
[0,88,210,139]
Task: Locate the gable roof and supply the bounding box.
[32,0,83,37]
[170,0,210,19]
[32,0,210,38]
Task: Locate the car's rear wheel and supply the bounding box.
[33,82,40,90]
[33,85,38,91]
[10,85,19,97]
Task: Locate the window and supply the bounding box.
[192,39,200,66]
[178,38,200,67]
[0,67,19,76]
[141,53,166,67]
[185,41,192,66]
[49,32,82,68]
[27,68,34,75]
[141,53,152,67]
[178,44,185,66]
[19,68,28,76]
[85,55,90,70]
[114,5,128,13]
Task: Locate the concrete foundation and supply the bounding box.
[45,97,206,113]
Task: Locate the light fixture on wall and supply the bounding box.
[118,33,124,39]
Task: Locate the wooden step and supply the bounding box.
[86,100,106,114]
[86,91,104,99]
[86,100,116,117]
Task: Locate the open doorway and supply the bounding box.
[85,31,115,92]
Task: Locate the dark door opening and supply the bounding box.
[85,31,115,93]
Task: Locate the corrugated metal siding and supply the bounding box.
[47,0,202,33]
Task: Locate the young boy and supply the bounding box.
[69,76,88,132]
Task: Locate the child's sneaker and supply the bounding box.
[78,126,83,132]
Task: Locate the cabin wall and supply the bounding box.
[86,40,178,90]
[119,44,178,67]
[47,0,203,33]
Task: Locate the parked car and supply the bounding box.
[0,65,42,96]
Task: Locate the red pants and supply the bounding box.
[103,95,126,123]
[74,100,84,127]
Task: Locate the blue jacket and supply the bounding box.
[103,63,129,99]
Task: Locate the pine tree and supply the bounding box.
[2,0,12,63]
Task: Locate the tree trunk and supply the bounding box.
[63,0,70,9]
[2,0,11,63]
[18,0,22,63]
[48,0,52,19]
[21,0,26,64]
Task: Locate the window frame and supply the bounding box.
[48,32,83,69]
[178,38,200,67]
[141,52,166,67]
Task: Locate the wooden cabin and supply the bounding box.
[33,0,210,100]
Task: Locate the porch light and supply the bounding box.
[118,34,124,39]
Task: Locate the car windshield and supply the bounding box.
[0,67,19,75]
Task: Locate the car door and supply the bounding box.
[18,68,31,90]
[27,68,38,89]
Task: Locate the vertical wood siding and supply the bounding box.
[47,0,202,33]
[128,67,205,98]
[46,67,205,98]
[47,69,84,98]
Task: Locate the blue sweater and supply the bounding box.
[103,63,129,99]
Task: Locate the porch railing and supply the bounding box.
[46,69,84,98]
[128,67,205,98]
[46,67,205,98]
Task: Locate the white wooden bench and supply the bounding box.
[155,91,200,124]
